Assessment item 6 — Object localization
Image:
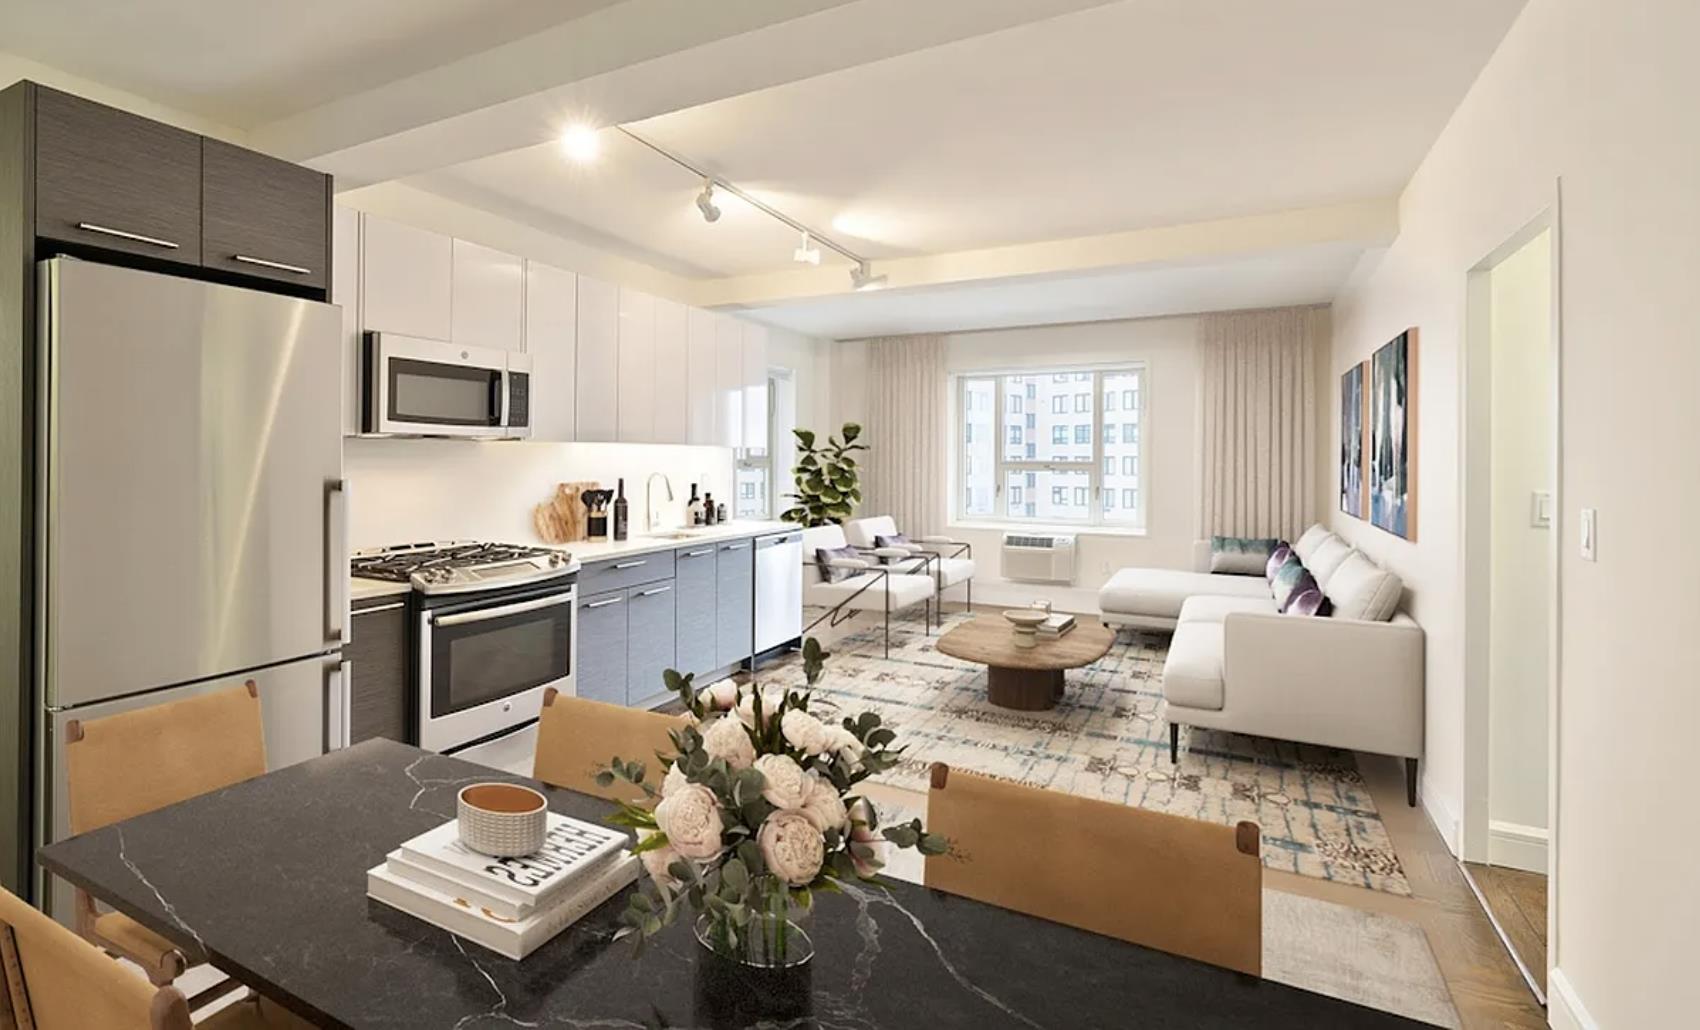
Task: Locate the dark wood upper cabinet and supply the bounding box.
[201,138,330,290]
[33,87,203,263]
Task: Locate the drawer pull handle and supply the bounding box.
[584,597,624,609]
[233,254,312,275]
[683,548,714,557]
[612,560,647,569]
[723,543,750,551]
[76,222,178,249]
[638,586,672,597]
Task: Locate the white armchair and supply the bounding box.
[800,524,938,657]
[842,516,975,622]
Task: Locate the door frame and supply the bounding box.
[1458,179,1563,995]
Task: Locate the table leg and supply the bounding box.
[986,666,1065,711]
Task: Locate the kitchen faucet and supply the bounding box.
[645,472,674,533]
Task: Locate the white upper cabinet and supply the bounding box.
[741,321,769,453]
[575,274,620,442]
[616,288,656,443]
[652,298,689,445]
[524,261,576,442]
[686,307,719,446]
[451,239,523,351]
[360,214,451,341]
[332,205,361,436]
[715,314,744,450]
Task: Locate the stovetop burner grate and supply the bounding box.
[350,541,563,583]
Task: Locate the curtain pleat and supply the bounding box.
[1198,307,1324,540]
[862,334,948,533]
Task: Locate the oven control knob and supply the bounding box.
[549,554,563,567]
[502,702,512,712]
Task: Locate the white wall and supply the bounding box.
[1324,0,1699,1023]
[0,53,246,141]
[1487,230,1551,847]
[344,439,734,550]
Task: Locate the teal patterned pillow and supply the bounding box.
[1209,536,1278,576]
[1271,554,1308,609]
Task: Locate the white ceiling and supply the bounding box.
[0,0,618,125]
[417,0,1524,278]
[738,243,1366,339]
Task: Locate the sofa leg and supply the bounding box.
[1404,757,1418,808]
[1169,723,1179,764]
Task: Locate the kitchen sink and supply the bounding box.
[644,529,712,540]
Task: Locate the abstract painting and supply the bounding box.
[1370,329,1419,540]
[1340,362,1367,518]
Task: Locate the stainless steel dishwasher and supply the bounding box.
[753,531,804,655]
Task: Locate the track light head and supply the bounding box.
[850,261,887,291]
[696,180,721,223]
[793,232,822,266]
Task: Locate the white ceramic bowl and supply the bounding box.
[457,782,548,857]
[1002,609,1048,629]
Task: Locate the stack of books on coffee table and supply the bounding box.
[367,812,638,959]
[1037,612,1076,639]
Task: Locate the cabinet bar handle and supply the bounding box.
[353,601,405,614]
[683,549,714,557]
[637,586,672,597]
[76,222,178,249]
[233,254,312,275]
[722,543,750,551]
[584,597,624,609]
[613,560,648,569]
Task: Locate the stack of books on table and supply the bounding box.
[1037,613,1076,639]
[367,812,638,960]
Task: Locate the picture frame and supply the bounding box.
[1340,361,1368,519]
[1369,328,1419,540]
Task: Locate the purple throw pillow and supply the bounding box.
[816,545,862,584]
[874,533,912,550]
[1280,570,1332,615]
[1266,543,1292,582]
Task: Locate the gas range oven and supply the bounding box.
[352,542,579,766]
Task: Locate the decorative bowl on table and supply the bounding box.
[457,783,548,857]
[1002,609,1048,649]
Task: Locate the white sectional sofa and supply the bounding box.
[1098,525,1425,805]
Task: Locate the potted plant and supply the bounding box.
[780,423,864,526]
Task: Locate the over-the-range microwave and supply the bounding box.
[360,332,531,439]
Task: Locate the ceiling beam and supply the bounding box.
[252,0,1120,188]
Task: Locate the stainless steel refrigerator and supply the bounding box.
[32,258,348,915]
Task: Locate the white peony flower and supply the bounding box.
[699,716,757,771]
[753,753,810,810]
[660,762,688,798]
[653,783,724,861]
[827,725,865,758]
[758,809,825,886]
[637,829,683,891]
[780,709,832,756]
[696,680,739,712]
[735,687,786,730]
[798,774,848,834]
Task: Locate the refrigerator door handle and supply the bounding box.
[326,479,349,645]
[325,659,352,751]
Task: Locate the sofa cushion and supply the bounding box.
[1324,551,1403,621]
[1307,536,1355,590]
[1208,536,1277,576]
[1178,595,1279,624]
[1292,524,1333,564]
[1265,542,1291,581]
[1277,569,1320,613]
[1270,554,1308,610]
[1098,567,1271,621]
[1162,623,1225,711]
[1284,583,1333,617]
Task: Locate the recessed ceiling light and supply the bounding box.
[559,124,600,162]
[793,232,822,265]
[850,261,887,291]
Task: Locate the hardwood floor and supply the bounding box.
[1463,861,1548,1000]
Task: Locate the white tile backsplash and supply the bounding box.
[345,438,736,549]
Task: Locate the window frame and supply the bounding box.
[953,363,1148,529]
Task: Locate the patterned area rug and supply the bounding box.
[765,613,1411,896]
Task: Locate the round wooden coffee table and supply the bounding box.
[935,614,1116,711]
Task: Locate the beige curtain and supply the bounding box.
[862,334,948,534]
[1198,307,1326,540]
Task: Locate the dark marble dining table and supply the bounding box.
[38,738,1428,1029]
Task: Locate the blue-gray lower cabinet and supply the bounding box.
[625,582,677,708]
[716,539,755,669]
[576,589,628,705]
[673,545,719,677]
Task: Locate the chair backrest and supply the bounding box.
[0,885,189,1030]
[67,684,267,836]
[532,689,689,803]
[800,524,852,588]
[923,763,1262,975]
[841,515,898,549]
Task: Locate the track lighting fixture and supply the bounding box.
[695,180,722,223]
[850,261,888,291]
[793,232,822,265]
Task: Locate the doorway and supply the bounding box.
[1461,218,1559,1004]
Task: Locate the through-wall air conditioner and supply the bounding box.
[1000,533,1077,584]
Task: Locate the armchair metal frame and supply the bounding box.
[802,559,932,658]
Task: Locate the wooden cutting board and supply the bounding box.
[534,481,597,544]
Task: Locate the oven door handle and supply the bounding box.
[432,591,576,627]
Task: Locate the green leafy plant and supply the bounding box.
[780,423,865,526]
[597,637,948,960]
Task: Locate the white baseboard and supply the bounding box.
[1421,780,1462,856]
[965,580,1104,615]
[1487,819,1549,874]
[1548,968,1598,1030]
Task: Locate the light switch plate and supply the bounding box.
[1580,508,1597,561]
[1531,491,1553,528]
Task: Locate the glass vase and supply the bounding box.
[693,912,813,1027]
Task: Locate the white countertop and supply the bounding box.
[349,520,797,602]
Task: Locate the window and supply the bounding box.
[735,374,782,519]
[955,364,1146,527]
